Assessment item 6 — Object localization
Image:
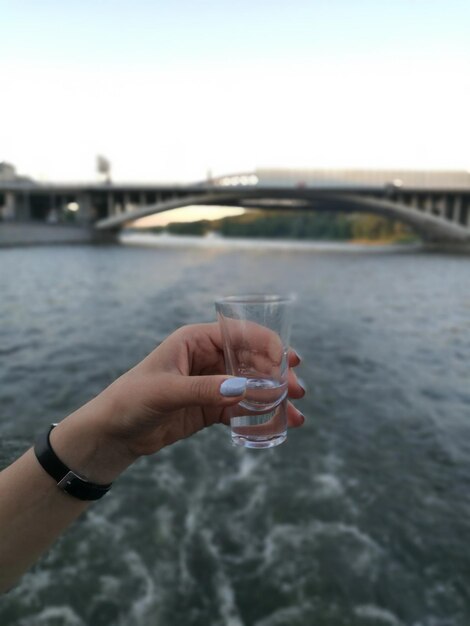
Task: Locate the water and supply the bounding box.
[0,239,470,626]
[239,378,288,411]
[234,379,288,449]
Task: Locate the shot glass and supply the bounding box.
[215,294,294,449]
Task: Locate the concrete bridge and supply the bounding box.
[1,168,470,247]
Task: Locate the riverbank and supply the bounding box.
[1,223,469,253]
[0,222,95,247]
[119,231,423,253]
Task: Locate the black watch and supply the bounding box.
[34,424,112,501]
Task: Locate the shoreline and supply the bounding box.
[1,223,468,254]
[0,222,94,247]
[119,231,423,253]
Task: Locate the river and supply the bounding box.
[1,238,469,626]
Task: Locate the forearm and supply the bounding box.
[0,447,90,593]
[0,391,136,594]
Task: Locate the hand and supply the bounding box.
[100,322,305,459]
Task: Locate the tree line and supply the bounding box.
[148,210,414,242]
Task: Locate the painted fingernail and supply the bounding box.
[298,377,307,395]
[294,350,303,363]
[298,413,305,425]
[220,377,248,397]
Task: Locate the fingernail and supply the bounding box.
[299,413,305,425]
[298,377,307,395]
[294,350,303,363]
[220,377,248,397]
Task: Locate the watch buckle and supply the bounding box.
[57,470,85,489]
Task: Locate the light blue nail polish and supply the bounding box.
[298,377,307,393]
[220,377,248,397]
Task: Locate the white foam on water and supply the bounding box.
[98,574,120,596]
[19,605,86,626]
[253,602,313,626]
[237,452,262,480]
[153,504,175,542]
[318,521,383,578]
[177,481,207,592]
[202,528,245,626]
[215,453,268,517]
[262,523,303,564]
[313,473,344,498]
[354,604,404,625]
[316,521,381,550]
[262,520,382,572]
[85,507,127,543]
[323,451,345,473]
[150,457,186,492]
[243,482,268,515]
[10,569,52,605]
[123,549,157,622]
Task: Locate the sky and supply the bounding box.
[1,0,469,190]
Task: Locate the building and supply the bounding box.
[0,162,17,182]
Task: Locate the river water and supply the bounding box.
[1,239,469,626]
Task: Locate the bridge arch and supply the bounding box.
[95,188,470,244]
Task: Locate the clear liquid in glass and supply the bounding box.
[231,378,288,449]
[239,377,288,412]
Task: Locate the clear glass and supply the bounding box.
[215,294,294,449]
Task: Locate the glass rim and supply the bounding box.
[215,293,295,306]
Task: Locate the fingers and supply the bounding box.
[287,369,305,399]
[286,354,306,426]
[216,318,284,364]
[176,323,302,367]
[174,323,303,378]
[168,323,306,412]
[286,401,305,428]
[175,324,306,401]
[186,321,285,375]
[154,373,247,412]
[288,348,302,368]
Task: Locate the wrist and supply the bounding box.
[50,392,138,485]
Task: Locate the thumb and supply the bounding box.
[158,374,247,411]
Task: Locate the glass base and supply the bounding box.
[231,432,287,449]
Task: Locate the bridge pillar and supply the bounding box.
[17,191,32,220]
[76,193,93,224]
[2,191,16,220]
[436,195,447,219]
[424,195,433,214]
[453,196,462,225]
[10,191,32,221]
[123,193,130,213]
[107,192,114,217]
[91,228,120,245]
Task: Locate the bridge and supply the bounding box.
[1,168,470,247]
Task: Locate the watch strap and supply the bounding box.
[34,424,112,501]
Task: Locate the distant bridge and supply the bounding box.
[1,169,470,246]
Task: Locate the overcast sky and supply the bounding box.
[1,0,469,183]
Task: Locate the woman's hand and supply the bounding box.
[50,323,305,484]
[100,322,305,459]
